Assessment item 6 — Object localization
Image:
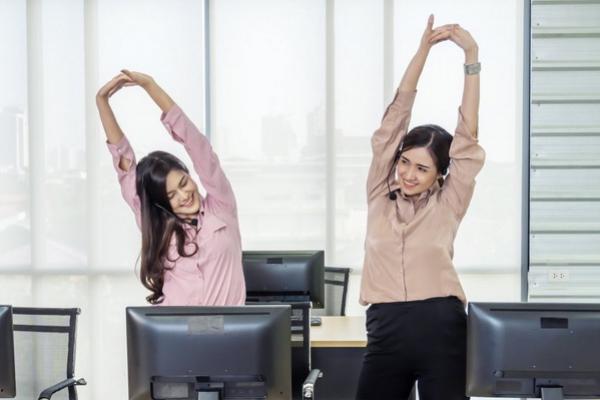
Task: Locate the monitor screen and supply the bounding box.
[126,305,292,400]
[242,250,324,308]
[467,302,600,398]
[0,305,15,398]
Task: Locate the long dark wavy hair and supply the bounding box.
[135,151,198,304]
[398,124,453,186]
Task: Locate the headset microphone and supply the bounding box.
[386,150,401,201]
[154,203,198,227]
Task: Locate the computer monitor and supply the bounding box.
[0,305,15,398]
[126,305,292,400]
[467,302,600,399]
[242,250,325,308]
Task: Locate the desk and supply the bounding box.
[310,316,366,400]
[311,316,366,348]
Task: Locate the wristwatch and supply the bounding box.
[464,62,481,75]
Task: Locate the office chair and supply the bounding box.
[12,307,87,399]
[312,267,351,317]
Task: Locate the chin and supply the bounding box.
[184,203,200,215]
[403,186,426,196]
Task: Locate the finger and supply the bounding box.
[430,28,454,39]
[432,24,456,31]
[427,14,434,30]
[121,69,135,80]
[108,82,126,98]
[107,74,130,87]
[431,36,450,45]
[107,85,120,98]
[429,30,452,43]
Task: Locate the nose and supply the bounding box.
[176,188,188,201]
[404,167,416,181]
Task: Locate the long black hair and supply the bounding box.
[135,151,198,304]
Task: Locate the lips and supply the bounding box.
[403,180,418,189]
[181,194,194,208]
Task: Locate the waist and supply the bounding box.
[370,295,462,309]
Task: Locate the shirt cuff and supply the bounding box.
[106,136,132,157]
[106,136,135,175]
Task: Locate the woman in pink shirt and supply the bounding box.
[96,70,246,306]
[356,16,485,400]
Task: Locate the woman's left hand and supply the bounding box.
[120,69,155,88]
[429,24,478,56]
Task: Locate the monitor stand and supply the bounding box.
[541,387,564,400]
[151,376,267,400]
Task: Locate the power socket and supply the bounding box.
[548,270,570,282]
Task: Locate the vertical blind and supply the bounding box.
[529,0,600,300]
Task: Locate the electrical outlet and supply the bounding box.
[548,271,570,282]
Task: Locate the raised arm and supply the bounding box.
[430,25,480,136]
[398,15,437,93]
[96,74,128,144]
[96,73,142,226]
[459,32,480,137]
[432,26,485,218]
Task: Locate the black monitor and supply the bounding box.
[467,302,600,399]
[126,305,292,400]
[0,306,15,398]
[242,250,324,308]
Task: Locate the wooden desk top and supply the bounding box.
[310,316,367,348]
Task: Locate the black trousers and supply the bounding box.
[355,296,468,400]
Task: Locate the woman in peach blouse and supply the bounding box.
[357,16,485,400]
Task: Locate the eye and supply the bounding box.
[418,167,427,172]
[180,178,187,188]
[400,159,408,164]
[167,193,175,200]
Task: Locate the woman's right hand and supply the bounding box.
[428,24,478,59]
[419,15,454,52]
[96,73,134,102]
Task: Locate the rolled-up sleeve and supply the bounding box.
[441,108,486,219]
[106,136,141,228]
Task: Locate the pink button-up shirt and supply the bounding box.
[359,90,486,306]
[107,104,246,306]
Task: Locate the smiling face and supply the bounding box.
[165,169,201,218]
[396,147,440,197]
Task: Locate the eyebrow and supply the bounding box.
[167,175,186,195]
[400,156,431,170]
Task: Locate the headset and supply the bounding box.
[386,149,402,201]
[154,203,198,227]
